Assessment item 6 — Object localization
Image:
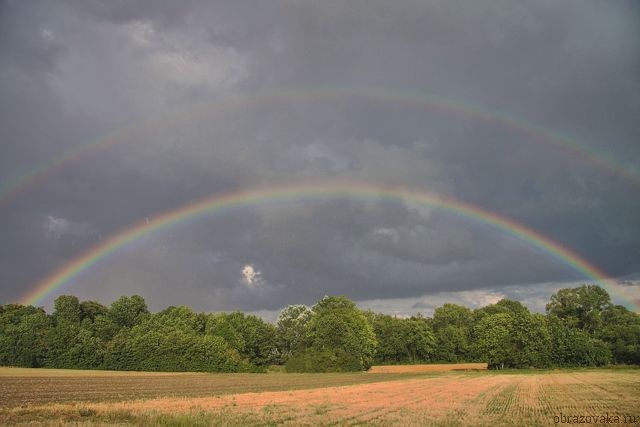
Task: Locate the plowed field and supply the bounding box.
[1,368,638,425]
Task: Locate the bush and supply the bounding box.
[549,318,613,367]
[104,327,252,372]
[303,296,377,371]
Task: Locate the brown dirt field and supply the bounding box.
[368,362,488,373]
[2,369,638,425]
[0,367,438,408]
[0,367,191,377]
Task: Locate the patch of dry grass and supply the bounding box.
[368,362,488,373]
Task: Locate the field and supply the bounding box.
[368,363,487,373]
[1,367,639,426]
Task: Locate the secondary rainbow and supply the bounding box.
[2,87,638,207]
[20,181,638,311]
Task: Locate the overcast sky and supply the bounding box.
[1,0,639,317]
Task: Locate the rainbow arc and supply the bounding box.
[2,87,638,208]
[20,181,638,312]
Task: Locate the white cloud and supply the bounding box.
[615,280,640,307]
[122,20,250,89]
[48,18,251,121]
[372,227,400,244]
[354,278,640,318]
[403,200,433,220]
[358,289,507,318]
[125,20,155,47]
[40,29,54,44]
[44,215,71,239]
[241,264,263,288]
[43,215,98,241]
[285,142,352,174]
[243,278,639,323]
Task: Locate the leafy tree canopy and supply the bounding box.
[546,285,611,333]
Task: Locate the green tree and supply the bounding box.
[46,322,105,369]
[548,316,612,366]
[224,312,277,367]
[104,317,250,372]
[511,313,552,368]
[546,285,611,334]
[3,291,635,373]
[90,314,119,342]
[472,312,513,369]
[431,304,473,362]
[275,304,312,361]
[294,296,377,371]
[472,310,552,369]
[0,305,50,367]
[154,305,206,333]
[80,300,109,322]
[53,295,81,324]
[473,299,530,322]
[373,314,435,364]
[206,313,245,353]
[598,305,640,364]
[109,295,149,329]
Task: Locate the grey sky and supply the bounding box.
[1,0,639,315]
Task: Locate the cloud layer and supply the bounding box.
[1,0,638,314]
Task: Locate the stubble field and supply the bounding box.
[0,366,638,425]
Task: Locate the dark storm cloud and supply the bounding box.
[1,0,638,313]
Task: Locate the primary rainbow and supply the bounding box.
[2,86,639,207]
[20,181,638,311]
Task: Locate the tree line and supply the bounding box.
[0,285,638,372]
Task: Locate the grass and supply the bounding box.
[1,367,638,425]
[0,407,280,426]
